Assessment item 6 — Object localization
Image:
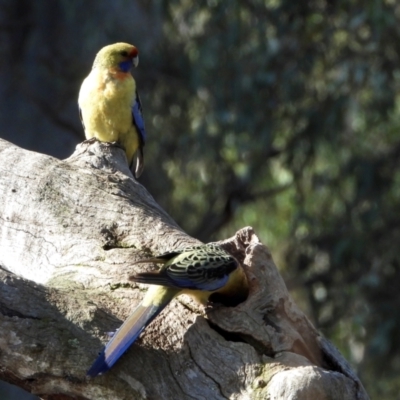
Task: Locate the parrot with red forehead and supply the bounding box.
[78,43,146,178]
[87,243,248,377]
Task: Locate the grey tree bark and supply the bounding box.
[0,138,369,400]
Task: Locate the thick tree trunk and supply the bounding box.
[0,138,369,400]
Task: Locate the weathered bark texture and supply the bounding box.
[0,138,369,400]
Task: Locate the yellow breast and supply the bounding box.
[78,69,139,163]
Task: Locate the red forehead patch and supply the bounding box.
[129,47,139,57]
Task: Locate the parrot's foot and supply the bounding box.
[82,138,125,152]
[82,137,99,144]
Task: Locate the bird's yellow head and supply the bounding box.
[92,42,139,73]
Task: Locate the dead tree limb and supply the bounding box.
[0,138,369,399]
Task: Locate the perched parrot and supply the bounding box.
[78,42,146,178]
[87,244,248,377]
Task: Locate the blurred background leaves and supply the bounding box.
[0,0,399,397]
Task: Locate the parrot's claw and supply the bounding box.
[83,137,99,145]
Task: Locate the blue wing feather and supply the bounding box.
[87,302,166,377]
[131,90,146,178]
[132,91,146,145]
[170,274,229,291]
[131,271,230,291]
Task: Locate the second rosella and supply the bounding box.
[78,43,146,178]
[87,244,248,377]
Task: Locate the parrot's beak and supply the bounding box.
[133,55,139,68]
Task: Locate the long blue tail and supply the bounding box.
[87,301,168,377]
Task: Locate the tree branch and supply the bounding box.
[0,139,369,399]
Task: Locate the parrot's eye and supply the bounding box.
[120,51,129,57]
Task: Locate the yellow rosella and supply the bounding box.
[78,43,146,178]
[87,244,248,376]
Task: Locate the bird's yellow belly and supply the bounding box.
[79,73,139,163]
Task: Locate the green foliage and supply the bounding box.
[144,2,400,396]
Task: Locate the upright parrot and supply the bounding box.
[87,244,248,377]
[78,42,146,178]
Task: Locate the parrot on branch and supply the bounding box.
[87,244,248,377]
[78,42,146,178]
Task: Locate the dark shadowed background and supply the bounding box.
[1,0,399,398]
